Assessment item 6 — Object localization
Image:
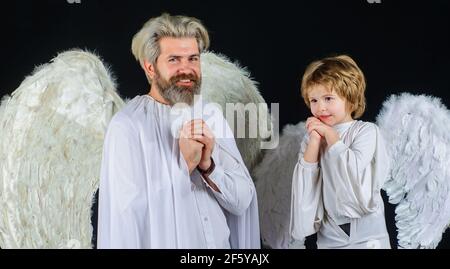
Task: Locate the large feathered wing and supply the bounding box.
[253,122,307,249]
[376,93,450,249]
[200,52,271,172]
[0,50,124,248]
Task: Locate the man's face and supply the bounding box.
[152,37,202,106]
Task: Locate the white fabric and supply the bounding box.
[290,120,391,249]
[97,95,260,249]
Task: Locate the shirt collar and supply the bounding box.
[333,120,356,134]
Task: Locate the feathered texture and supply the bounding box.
[376,93,450,249]
[253,93,450,249]
[200,52,271,172]
[0,49,124,248]
[253,122,307,248]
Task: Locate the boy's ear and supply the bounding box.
[345,101,354,114]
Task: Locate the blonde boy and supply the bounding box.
[290,55,391,249]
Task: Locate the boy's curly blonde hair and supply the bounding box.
[301,55,366,119]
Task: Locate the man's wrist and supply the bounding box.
[198,158,215,176]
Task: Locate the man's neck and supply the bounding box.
[148,87,170,105]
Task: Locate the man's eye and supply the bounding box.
[168,58,177,63]
[190,57,199,62]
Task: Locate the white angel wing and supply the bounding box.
[200,52,271,172]
[377,93,450,249]
[253,122,307,248]
[0,50,124,248]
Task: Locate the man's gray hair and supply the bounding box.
[131,13,210,69]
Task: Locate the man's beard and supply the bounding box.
[154,69,201,106]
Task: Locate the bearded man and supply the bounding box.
[97,13,260,249]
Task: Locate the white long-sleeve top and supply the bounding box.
[290,120,391,248]
[97,95,260,249]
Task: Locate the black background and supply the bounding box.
[1,0,449,249]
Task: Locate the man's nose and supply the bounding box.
[177,68,192,75]
[177,60,195,74]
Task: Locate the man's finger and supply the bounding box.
[189,119,204,127]
[179,128,190,139]
[192,135,207,144]
[202,126,214,139]
[190,126,203,136]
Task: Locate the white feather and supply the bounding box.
[377,93,450,248]
[0,50,124,248]
[253,122,306,248]
[200,52,271,172]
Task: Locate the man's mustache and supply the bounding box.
[169,73,199,84]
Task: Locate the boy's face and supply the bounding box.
[307,84,353,126]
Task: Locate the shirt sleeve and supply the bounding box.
[322,123,382,218]
[202,143,255,216]
[97,114,150,248]
[290,134,324,240]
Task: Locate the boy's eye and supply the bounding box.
[325,97,333,101]
[310,99,317,103]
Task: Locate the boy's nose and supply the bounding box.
[318,102,326,111]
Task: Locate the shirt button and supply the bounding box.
[204,217,208,222]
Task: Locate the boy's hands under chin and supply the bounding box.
[306,116,340,148]
[306,117,330,137]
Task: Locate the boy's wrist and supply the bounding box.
[309,136,322,146]
[324,130,340,147]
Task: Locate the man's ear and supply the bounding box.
[143,60,156,80]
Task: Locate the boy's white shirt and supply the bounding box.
[290,120,391,249]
